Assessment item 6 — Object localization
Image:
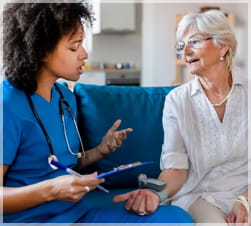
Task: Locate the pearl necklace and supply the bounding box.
[212,85,234,107]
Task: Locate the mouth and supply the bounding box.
[186,58,199,65]
[78,64,85,74]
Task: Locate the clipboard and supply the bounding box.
[96,161,154,179]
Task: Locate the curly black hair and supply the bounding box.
[3,2,93,94]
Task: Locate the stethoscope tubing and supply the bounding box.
[26,83,85,168]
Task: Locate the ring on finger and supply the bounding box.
[84,186,90,192]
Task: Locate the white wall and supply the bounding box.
[141,3,248,86]
[89,3,142,68]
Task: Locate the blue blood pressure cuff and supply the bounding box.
[138,174,168,203]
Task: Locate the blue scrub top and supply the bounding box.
[1,80,90,223]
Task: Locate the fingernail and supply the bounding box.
[138,190,144,195]
[130,193,135,199]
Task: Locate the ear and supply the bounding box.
[219,45,230,58]
[42,56,48,63]
[42,52,49,63]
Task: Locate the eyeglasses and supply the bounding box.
[175,36,213,59]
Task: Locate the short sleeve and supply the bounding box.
[2,99,21,165]
[1,80,24,165]
[160,93,189,170]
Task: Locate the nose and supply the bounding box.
[79,46,88,61]
[183,44,192,57]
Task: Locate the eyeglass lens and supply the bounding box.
[176,37,212,58]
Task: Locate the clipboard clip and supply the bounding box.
[113,161,142,171]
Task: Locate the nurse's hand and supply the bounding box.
[49,172,104,202]
[97,119,133,155]
[112,189,160,216]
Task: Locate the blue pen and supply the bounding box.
[50,160,109,193]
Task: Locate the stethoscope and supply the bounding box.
[26,83,85,169]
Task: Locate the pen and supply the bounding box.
[50,160,109,193]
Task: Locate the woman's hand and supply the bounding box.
[225,201,249,224]
[49,172,104,202]
[97,119,133,156]
[112,189,160,215]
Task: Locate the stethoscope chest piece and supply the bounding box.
[48,155,59,170]
[77,152,84,158]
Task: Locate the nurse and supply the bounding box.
[1,2,193,224]
[1,2,133,223]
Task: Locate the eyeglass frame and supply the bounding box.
[175,36,213,59]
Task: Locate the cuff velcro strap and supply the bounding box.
[138,174,168,204]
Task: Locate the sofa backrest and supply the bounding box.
[74,84,176,188]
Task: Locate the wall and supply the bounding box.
[141,3,248,86]
[88,3,142,69]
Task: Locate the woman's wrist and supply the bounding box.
[235,195,250,215]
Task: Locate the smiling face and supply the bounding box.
[182,29,229,76]
[42,24,88,82]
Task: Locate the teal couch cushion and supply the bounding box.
[74,84,176,188]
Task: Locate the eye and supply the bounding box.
[188,39,201,47]
[69,42,80,52]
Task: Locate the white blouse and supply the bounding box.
[160,68,249,214]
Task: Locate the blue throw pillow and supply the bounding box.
[74,84,176,188]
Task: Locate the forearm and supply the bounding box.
[76,121,132,170]
[3,179,54,214]
[77,146,106,169]
[158,168,187,198]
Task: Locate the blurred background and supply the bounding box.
[80,1,248,87]
[0,1,249,87]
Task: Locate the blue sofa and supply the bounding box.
[73,83,193,223]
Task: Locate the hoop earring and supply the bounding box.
[220,56,224,61]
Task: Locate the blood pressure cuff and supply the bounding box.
[138,174,168,203]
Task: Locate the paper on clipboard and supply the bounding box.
[96,161,154,179]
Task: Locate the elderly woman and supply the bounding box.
[113,10,249,224]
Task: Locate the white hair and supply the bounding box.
[176,10,237,71]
